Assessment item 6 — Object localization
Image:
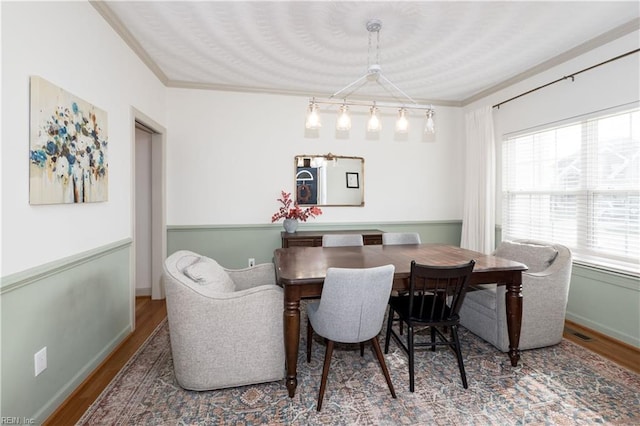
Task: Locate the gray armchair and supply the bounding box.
[163,250,285,391]
[459,239,572,352]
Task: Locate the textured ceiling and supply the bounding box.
[98,1,639,105]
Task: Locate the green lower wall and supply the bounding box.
[0,240,132,422]
[167,221,463,269]
[566,264,639,346]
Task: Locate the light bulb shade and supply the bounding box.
[305,102,321,129]
[336,104,351,131]
[367,106,381,132]
[424,109,435,134]
[395,108,409,133]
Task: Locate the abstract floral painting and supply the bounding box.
[29,76,108,204]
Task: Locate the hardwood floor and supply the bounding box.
[44,299,638,424]
[564,320,639,374]
[44,297,167,426]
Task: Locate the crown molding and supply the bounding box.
[90,1,169,85]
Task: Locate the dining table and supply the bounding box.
[273,243,528,398]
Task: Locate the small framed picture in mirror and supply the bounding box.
[346,172,359,189]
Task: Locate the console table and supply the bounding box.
[281,229,383,248]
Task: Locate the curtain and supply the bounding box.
[460,106,496,254]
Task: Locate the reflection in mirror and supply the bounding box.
[295,153,364,206]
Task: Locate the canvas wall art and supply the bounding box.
[29,76,108,204]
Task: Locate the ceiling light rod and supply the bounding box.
[374,72,421,106]
[312,97,434,111]
[328,74,369,100]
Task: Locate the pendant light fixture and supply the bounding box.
[336,103,351,131]
[367,103,381,132]
[395,108,409,133]
[305,99,321,130]
[424,109,435,134]
[305,19,435,135]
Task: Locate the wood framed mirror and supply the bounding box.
[294,153,364,206]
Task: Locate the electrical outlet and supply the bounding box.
[248,258,255,267]
[34,346,47,376]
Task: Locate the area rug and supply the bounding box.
[78,308,640,425]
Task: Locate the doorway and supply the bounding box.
[131,108,166,331]
[135,125,153,296]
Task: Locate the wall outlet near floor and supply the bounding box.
[34,346,47,376]
[248,258,255,267]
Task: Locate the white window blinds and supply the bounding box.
[502,107,639,274]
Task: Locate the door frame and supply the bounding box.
[130,107,166,329]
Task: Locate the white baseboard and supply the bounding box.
[136,287,152,297]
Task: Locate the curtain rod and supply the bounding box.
[493,49,640,109]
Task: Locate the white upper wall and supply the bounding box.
[1,1,167,276]
[467,30,639,135]
[165,89,464,225]
[464,30,640,225]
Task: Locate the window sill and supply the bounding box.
[572,256,639,279]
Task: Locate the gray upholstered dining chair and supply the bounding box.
[382,232,422,245]
[306,265,397,411]
[322,234,364,247]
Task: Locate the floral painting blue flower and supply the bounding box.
[29,76,108,204]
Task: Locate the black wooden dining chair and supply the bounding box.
[384,259,476,392]
[381,232,422,335]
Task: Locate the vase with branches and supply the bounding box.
[271,190,322,233]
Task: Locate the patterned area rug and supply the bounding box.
[78,307,640,425]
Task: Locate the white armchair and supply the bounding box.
[163,250,285,391]
[459,239,572,352]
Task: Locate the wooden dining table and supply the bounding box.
[273,243,528,398]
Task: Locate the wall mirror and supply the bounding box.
[294,153,364,206]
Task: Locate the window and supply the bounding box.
[502,107,639,275]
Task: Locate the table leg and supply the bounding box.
[504,273,523,366]
[284,295,301,397]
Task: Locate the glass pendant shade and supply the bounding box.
[367,106,381,132]
[336,104,351,131]
[395,108,409,133]
[305,101,321,130]
[424,109,435,134]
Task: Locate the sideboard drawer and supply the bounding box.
[363,235,383,245]
[285,238,318,247]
